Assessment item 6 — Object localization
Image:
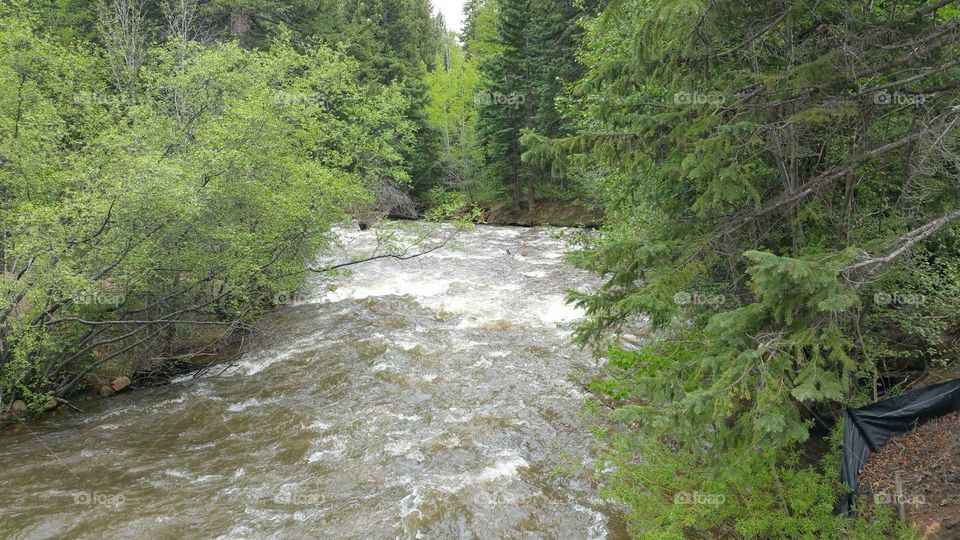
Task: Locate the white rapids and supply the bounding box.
[0,223,624,539]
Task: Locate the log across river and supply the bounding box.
[0,224,626,539]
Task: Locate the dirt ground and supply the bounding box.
[860,410,960,539]
[481,199,602,228]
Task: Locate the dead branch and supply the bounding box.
[309,225,462,273]
[844,208,960,275]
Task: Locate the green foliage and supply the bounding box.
[591,339,917,538]
[462,0,502,64]
[564,0,960,534]
[420,34,489,201]
[595,423,907,539]
[0,6,414,410]
[474,0,593,210]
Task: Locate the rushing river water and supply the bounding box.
[0,224,625,539]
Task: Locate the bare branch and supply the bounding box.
[844,208,960,275]
[309,225,462,273]
[97,0,147,100]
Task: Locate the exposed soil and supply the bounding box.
[481,199,602,228]
[859,410,960,538]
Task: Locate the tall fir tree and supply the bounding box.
[561,0,960,535]
[475,0,590,210]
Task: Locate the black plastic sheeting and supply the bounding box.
[839,378,960,515]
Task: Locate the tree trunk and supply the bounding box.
[512,173,521,210]
[527,175,535,211]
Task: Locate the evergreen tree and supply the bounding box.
[476,0,590,210]
[462,0,501,63]
[563,0,960,535]
[476,0,529,208]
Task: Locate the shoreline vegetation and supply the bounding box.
[0,211,593,429]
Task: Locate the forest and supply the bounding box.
[2,0,960,537]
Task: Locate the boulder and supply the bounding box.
[11,400,28,414]
[110,376,131,392]
[480,319,514,331]
[99,385,116,398]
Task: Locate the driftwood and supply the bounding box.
[54,398,86,413]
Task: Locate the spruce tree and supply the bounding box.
[562,0,960,534]
[476,0,592,210]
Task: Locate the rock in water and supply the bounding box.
[111,376,131,393]
[480,319,514,330]
[11,400,28,414]
[99,385,116,398]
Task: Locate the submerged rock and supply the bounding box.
[480,319,514,330]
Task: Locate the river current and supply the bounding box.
[0,224,624,539]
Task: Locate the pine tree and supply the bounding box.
[563,0,960,534]
[476,0,588,210]
[476,0,530,208]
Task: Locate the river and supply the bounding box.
[0,224,625,539]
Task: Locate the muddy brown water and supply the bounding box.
[0,224,626,539]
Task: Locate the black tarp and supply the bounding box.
[839,377,960,515]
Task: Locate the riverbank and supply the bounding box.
[480,199,602,228]
[0,326,251,429]
[1,213,595,430]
